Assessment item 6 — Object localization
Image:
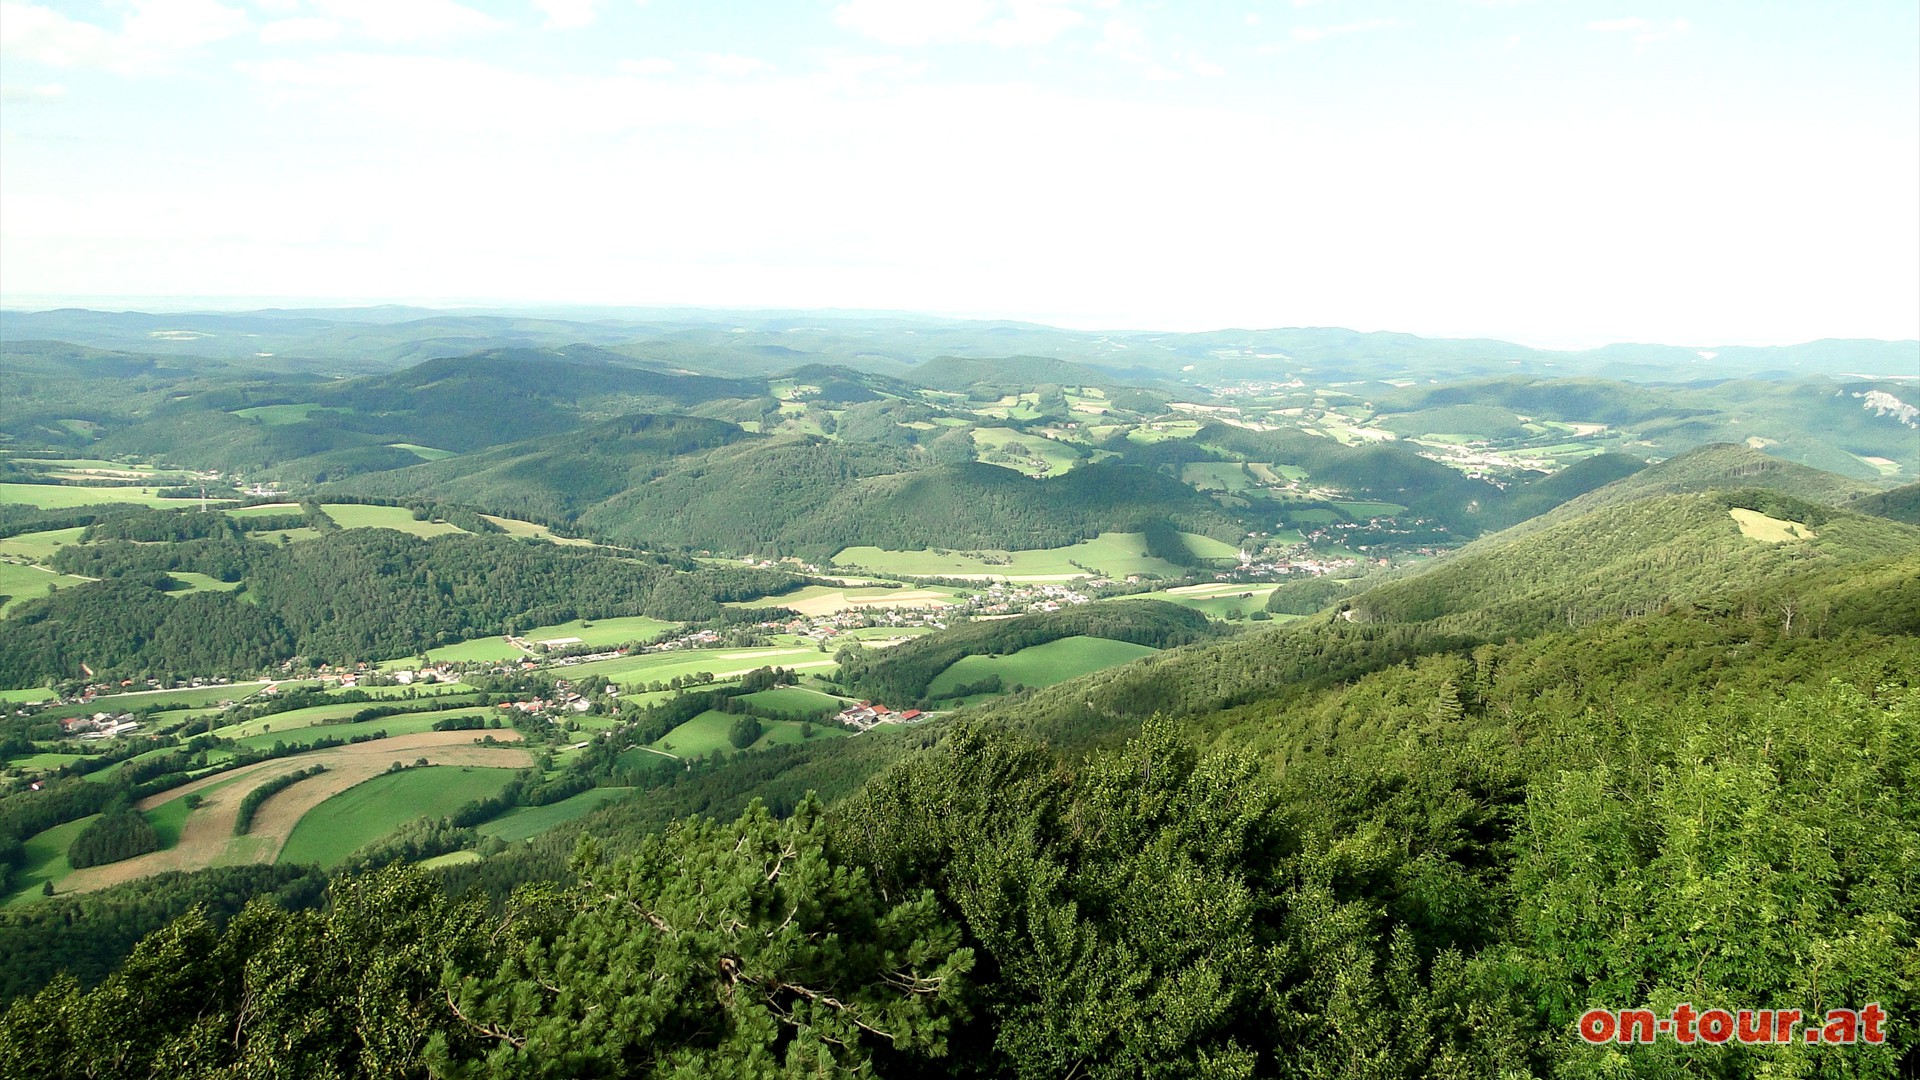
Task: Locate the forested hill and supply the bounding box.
[833,600,1219,707]
[1342,488,1920,636]
[572,451,1242,556]
[1506,442,1881,531]
[316,413,757,523]
[1852,479,1920,524]
[0,530,795,686]
[87,347,770,478]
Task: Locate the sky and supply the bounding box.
[1,0,1916,348]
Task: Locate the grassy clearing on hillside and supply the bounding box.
[477,787,638,843]
[278,766,520,869]
[972,427,1083,477]
[563,647,833,690]
[230,404,351,425]
[838,626,938,642]
[651,710,747,758]
[1333,500,1409,518]
[2,751,87,772]
[222,502,303,517]
[519,616,679,648]
[927,636,1159,698]
[739,686,846,717]
[1730,508,1817,543]
[833,531,1220,581]
[388,443,458,461]
[1180,462,1260,492]
[318,503,467,537]
[145,794,194,849]
[0,485,209,509]
[212,700,404,740]
[0,562,92,615]
[479,515,596,545]
[225,708,497,754]
[1119,584,1281,620]
[751,722,845,750]
[651,712,838,758]
[5,815,97,905]
[0,688,56,705]
[0,526,86,561]
[164,572,243,595]
[730,585,959,616]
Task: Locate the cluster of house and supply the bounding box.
[1210,553,1362,581]
[59,713,141,740]
[967,582,1090,616]
[834,702,923,732]
[497,680,601,720]
[72,674,234,702]
[326,664,460,689]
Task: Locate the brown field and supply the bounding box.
[59,730,529,893]
[775,589,956,617]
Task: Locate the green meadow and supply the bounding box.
[4,815,97,906]
[0,562,92,615]
[0,484,210,509]
[318,503,467,537]
[1333,500,1409,518]
[378,637,526,669]
[231,404,350,425]
[1120,584,1282,620]
[832,531,1227,580]
[225,707,497,754]
[928,636,1158,698]
[164,572,243,595]
[0,688,56,705]
[651,711,840,758]
[519,616,679,648]
[388,443,458,461]
[477,787,638,843]
[738,686,845,717]
[0,526,86,561]
[278,766,520,869]
[972,427,1084,476]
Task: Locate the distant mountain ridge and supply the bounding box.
[5,305,1912,383]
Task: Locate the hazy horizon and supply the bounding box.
[6,295,1920,357]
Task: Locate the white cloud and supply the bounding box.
[698,53,771,77]
[833,0,1088,48]
[301,0,500,44]
[0,0,247,72]
[0,4,118,68]
[0,82,67,101]
[259,17,341,44]
[124,0,251,50]
[532,0,600,30]
[1587,16,1690,48]
[618,56,677,76]
[1292,17,1407,44]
